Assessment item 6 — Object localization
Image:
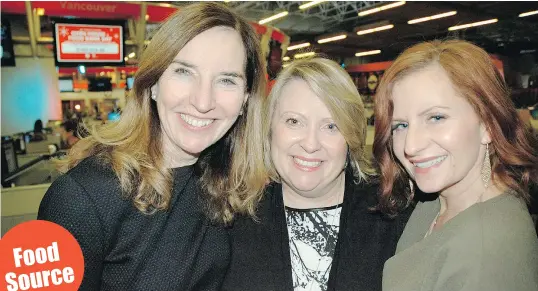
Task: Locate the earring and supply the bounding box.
[481,143,492,188]
[409,179,415,198]
[150,90,157,100]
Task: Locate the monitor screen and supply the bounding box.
[126,76,134,90]
[88,77,112,92]
[53,18,125,67]
[59,79,74,92]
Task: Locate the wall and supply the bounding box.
[1,57,62,135]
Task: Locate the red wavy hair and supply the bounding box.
[373,40,538,215]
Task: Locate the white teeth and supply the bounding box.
[413,156,447,168]
[293,157,322,167]
[180,114,214,127]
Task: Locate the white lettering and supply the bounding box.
[35,248,47,264]
[22,250,35,266]
[50,269,62,285]
[18,274,30,290]
[63,267,74,283]
[5,273,18,291]
[29,271,44,288]
[13,248,23,268]
[48,242,60,263]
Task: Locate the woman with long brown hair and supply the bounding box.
[38,3,266,290]
[373,40,538,290]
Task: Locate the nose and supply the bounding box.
[300,125,322,154]
[404,124,429,157]
[190,78,216,113]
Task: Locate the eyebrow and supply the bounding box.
[392,106,450,122]
[171,59,245,80]
[417,105,450,116]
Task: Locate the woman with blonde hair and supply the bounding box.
[373,40,538,290]
[223,57,411,291]
[38,3,266,290]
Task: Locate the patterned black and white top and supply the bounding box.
[285,204,342,291]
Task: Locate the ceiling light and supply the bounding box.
[145,14,149,21]
[283,56,290,61]
[408,11,457,24]
[318,34,347,44]
[159,3,172,7]
[294,52,316,59]
[128,52,136,58]
[259,11,289,25]
[299,0,326,10]
[519,10,538,17]
[357,24,394,35]
[124,57,128,61]
[448,19,498,31]
[288,42,311,50]
[358,1,405,17]
[355,50,381,57]
[36,8,45,16]
[520,49,536,54]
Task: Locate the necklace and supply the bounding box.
[424,188,487,238]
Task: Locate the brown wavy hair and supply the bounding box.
[373,39,538,216]
[59,2,266,225]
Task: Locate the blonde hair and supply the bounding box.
[60,2,267,224]
[264,57,373,182]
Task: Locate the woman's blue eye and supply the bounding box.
[430,114,446,122]
[174,68,190,75]
[391,123,408,132]
[285,118,299,125]
[327,123,338,131]
[219,78,237,86]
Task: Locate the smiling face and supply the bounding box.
[390,64,490,194]
[270,79,348,206]
[152,26,248,165]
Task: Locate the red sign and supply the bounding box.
[55,23,123,63]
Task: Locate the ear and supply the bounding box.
[480,122,492,145]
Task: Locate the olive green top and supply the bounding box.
[383,194,538,291]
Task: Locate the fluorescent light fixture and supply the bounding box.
[358,1,405,17]
[283,56,290,61]
[448,18,498,31]
[357,24,394,35]
[299,0,326,10]
[318,34,347,44]
[159,3,172,7]
[287,42,311,50]
[355,50,381,57]
[519,10,538,17]
[259,11,289,25]
[128,52,136,58]
[408,11,457,24]
[294,52,316,59]
[520,49,536,54]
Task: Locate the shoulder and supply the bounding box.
[39,155,128,223]
[478,195,538,254]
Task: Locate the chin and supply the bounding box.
[415,181,444,194]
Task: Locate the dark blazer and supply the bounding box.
[223,170,413,291]
[38,156,230,291]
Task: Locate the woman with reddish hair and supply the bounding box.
[373,40,538,290]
